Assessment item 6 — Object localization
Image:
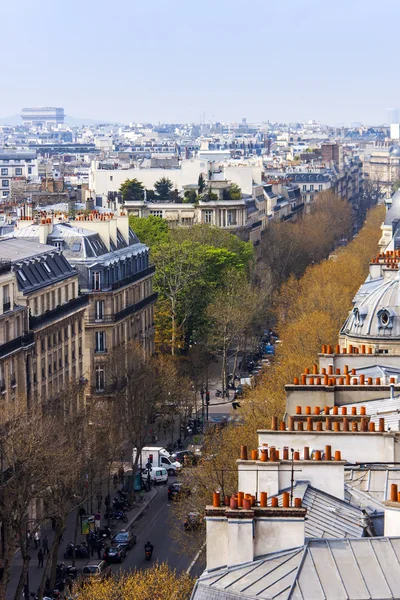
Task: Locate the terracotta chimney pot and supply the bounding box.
[237,492,244,507]
[351,407,357,416]
[341,407,347,415]
[293,451,300,461]
[296,406,302,414]
[260,449,268,462]
[316,377,321,385]
[335,345,340,354]
[325,417,332,430]
[332,406,338,415]
[369,422,375,432]
[293,377,299,385]
[312,364,318,375]
[367,377,372,385]
[242,497,251,510]
[314,406,320,415]
[288,416,295,431]
[294,497,302,508]
[316,421,323,431]
[230,496,238,509]
[282,492,290,508]
[379,418,385,432]
[240,445,248,460]
[314,450,321,461]
[279,421,286,431]
[301,374,306,385]
[305,406,311,415]
[334,450,342,461]
[325,445,332,460]
[352,421,358,432]
[251,450,258,460]
[271,416,278,430]
[390,484,398,502]
[307,417,313,431]
[213,492,221,507]
[323,374,329,385]
[271,497,278,508]
[304,447,310,460]
[324,406,330,415]
[343,417,349,431]
[297,421,304,431]
[334,421,340,432]
[305,367,310,375]
[260,492,267,507]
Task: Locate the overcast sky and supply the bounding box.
[1,0,398,125]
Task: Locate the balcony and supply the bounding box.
[0,332,34,359]
[108,265,155,292]
[85,292,158,324]
[0,260,11,275]
[3,301,11,312]
[29,294,89,330]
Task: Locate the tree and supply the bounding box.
[74,563,194,600]
[184,189,198,203]
[198,173,206,194]
[154,177,173,201]
[200,187,218,202]
[129,215,170,248]
[119,178,145,203]
[223,183,242,200]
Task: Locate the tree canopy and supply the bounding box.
[155,176,174,201]
[119,178,145,203]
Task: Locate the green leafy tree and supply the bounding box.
[184,189,198,203]
[129,215,170,248]
[154,177,174,201]
[119,178,145,202]
[198,173,206,194]
[200,187,218,202]
[223,183,242,200]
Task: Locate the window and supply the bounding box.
[3,284,10,311]
[15,168,22,176]
[2,191,9,197]
[95,331,106,353]
[54,241,63,251]
[309,184,314,192]
[203,210,213,224]
[227,210,237,225]
[310,194,314,202]
[2,180,9,187]
[1,168,8,176]
[110,175,113,181]
[95,300,104,320]
[149,210,163,218]
[95,366,105,392]
[92,271,101,291]
[318,184,323,191]
[302,184,307,192]
[28,167,32,175]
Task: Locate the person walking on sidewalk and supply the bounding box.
[34,530,41,549]
[38,548,44,568]
[42,536,49,555]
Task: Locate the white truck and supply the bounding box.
[134,446,182,476]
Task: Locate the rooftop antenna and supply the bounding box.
[290,448,295,507]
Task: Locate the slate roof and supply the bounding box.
[339,392,400,431]
[273,482,365,539]
[0,238,76,293]
[193,538,400,600]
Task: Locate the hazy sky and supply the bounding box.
[2,0,399,124]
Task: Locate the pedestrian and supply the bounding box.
[118,465,124,484]
[38,549,44,568]
[42,535,49,556]
[94,511,101,531]
[104,493,110,507]
[113,473,118,488]
[96,492,102,511]
[26,530,31,547]
[34,530,41,549]
[96,539,103,560]
[65,575,73,594]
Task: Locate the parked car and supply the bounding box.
[103,544,126,563]
[142,467,168,484]
[81,560,111,580]
[112,530,136,550]
[168,482,191,502]
[183,511,202,531]
[171,450,199,466]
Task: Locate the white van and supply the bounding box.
[143,467,168,484]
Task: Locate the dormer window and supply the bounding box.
[377,307,395,329]
[353,306,367,326]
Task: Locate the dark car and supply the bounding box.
[112,530,136,550]
[168,482,191,502]
[103,544,126,563]
[171,450,199,466]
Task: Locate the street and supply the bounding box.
[6,476,205,599]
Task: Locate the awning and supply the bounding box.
[165,212,179,221]
[180,211,195,218]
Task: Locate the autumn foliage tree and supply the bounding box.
[74,563,194,600]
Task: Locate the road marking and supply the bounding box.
[186,542,206,574]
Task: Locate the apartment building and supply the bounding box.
[0,260,33,408]
[11,211,156,405]
[0,238,88,410]
[0,152,39,200]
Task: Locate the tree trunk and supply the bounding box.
[232,349,239,379]
[37,548,52,600]
[72,508,80,567]
[171,308,176,356]
[14,532,31,600]
[49,519,65,590]
[0,521,14,599]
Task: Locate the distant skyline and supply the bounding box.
[2,0,400,125]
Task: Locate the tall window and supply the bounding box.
[92,271,101,291]
[203,210,213,224]
[310,184,314,192]
[15,168,23,176]
[1,168,8,176]
[95,331,106,353]
[95,300,104,321]
[227,210,236,225]
[318,184,323,191]
[95,365,105,392]
[3,284,10,311]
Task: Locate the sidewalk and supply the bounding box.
[6,477,157,600]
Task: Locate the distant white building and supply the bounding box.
[0,152,39,200]
[21,107,65,127]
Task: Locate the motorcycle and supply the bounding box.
[64,541,88,559]
[98,525,112,539]
[215,389,222,398]
[145,545,153,561]
[113,498,132,511]
[56,563,78,579]
[105,510,128,523]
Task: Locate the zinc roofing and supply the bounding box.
[273,482,365,539]
[193,538,400,600]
